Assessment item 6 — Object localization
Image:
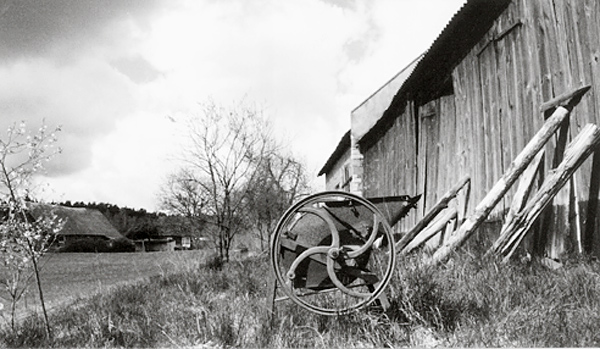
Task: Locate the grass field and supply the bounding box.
[3,251,600,347]
[2,249,600,347]
[0,250,211,323]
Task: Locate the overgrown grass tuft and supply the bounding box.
[2,252,600,347]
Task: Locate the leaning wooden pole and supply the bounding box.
[428,86,589,265]
[401,206,458,255]
[486,150,545,255]
[498,124,600,261]
[395,175,470,252]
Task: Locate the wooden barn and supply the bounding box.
[29,204,124,245]
[318,130,351,191]
[319,56,422,192]
[322,0,600,260]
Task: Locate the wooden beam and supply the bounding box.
[428,100,585,265]
[395,175,470,252]
[487,150,544,255]
[499,124,600,262]
[506,149,545,222]
[401,207,458,255]
[540,85,590,116]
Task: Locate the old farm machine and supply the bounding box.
[268,191,421,316]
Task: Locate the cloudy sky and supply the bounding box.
[0,0,466,211]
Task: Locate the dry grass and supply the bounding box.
[2,251,600,347]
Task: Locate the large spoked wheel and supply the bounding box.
[271,191,396,316]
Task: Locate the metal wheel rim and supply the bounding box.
[270,191,396,316]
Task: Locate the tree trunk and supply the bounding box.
[31,254,52,338]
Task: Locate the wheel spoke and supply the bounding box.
[286,246,330,280]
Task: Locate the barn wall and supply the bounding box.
[363,102,419,232]
[451,0,600,257]
[361,0,600,257]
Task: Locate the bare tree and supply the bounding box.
[0,121,62,336]
[158,168,208,246]
[243,153,310,250]
[161,101,274,261]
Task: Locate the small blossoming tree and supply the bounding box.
[0,121,62,336]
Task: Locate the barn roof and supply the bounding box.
[318,130,351,176]
[358,0,511,148]
[29,204,123,240]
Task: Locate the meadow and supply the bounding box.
[2,249,600,347]
[0,250,211,324]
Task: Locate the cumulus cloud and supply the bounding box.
[1,0,467,210]
[0,56,138,176]
[137,0,375,171]
[0,0,166,177]
[0,0,163,61]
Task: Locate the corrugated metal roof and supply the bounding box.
[358,0,511,148]
[351,53,424,114]
[350,54,424,143]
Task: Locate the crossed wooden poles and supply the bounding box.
[400,85,600,265]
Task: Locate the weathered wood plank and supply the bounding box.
[494,20,510,212]
[588,0,600,128]
[584,151,600,254]
[545,113,572,259]
[417,104,428,219]
[479,45,496,195]
[570,177,583,253]
[520,0,540,160]
[533,0,553,105]
[423,100,441,214]
[440,96,460,212]
[452,63,472,219]
[552,0,574,92]
[470,51,486,207]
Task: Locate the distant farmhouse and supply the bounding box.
[320,0,600,259]
[29,204,124,246]
[129,215,199,252]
